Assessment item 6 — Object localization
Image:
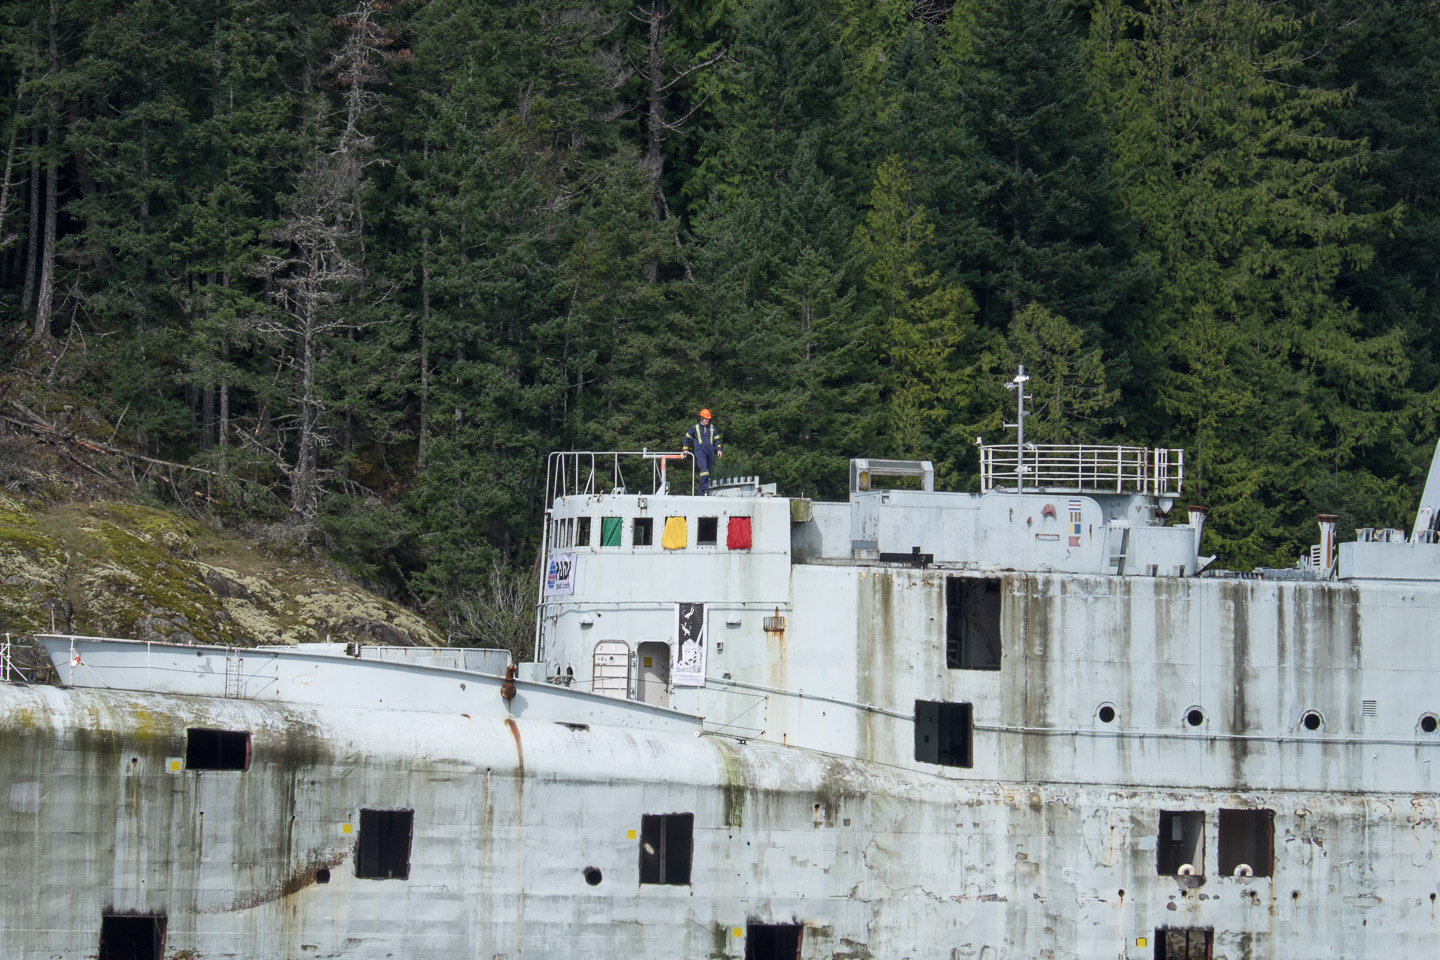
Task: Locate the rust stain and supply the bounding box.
[505,717,524,775]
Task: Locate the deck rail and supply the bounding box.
[980,444,1184,497]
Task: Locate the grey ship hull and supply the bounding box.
[3,678,1436,959]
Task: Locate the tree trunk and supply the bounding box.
[289,307,318,522]
[22,130,38,320]
[31,121,56,340]
[219,340,230,454]
[31,0,58,341]
[0,68,23,273]
[418,228,431,470]
[643,0,667,283]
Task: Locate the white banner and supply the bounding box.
[673,602,706,686]
[544,553,577,595]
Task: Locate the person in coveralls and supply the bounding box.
[683,409,723,494]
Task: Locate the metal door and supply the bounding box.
[591,640,630,699]
[636,641,670,707]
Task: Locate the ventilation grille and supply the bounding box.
[1362,700,1377,718]
[762,615,786,633]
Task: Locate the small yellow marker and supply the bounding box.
[643,657,653,668]
[1136,937,1147,948]
[341,823,353,835]
[626,829,637,840]
[167,759,182,773]
[732,928,743,938]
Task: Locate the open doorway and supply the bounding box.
[636,641,670,706]
[98,913,166,960]
[746,922,802,960]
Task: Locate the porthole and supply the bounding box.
[583,866,603,886]
[1300,710,1323,732]
[1097,703,1117,724]
[1185,707,1205,727]
[1419,713,1438,735]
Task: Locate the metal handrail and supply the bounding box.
[543,449,696,504]
[980,443,1184,497]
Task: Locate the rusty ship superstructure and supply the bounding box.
[5,377,1440,959]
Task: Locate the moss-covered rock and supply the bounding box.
[0,495,442,648]
[0,492,70,633]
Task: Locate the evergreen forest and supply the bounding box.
[2,0,1439,634]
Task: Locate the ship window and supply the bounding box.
[945,577,1001,670]
[99,913,166,960]
[746,922,803,959]
[576,517,592,547]
[356,808,413,880]
[1218,809,1273,877]
[697,516,718,545]
[634,517,654,546]
[601,517,623,547]
[914,700,973,768]
[185,729,251,771]
[639,812,693,885]
[1157,811,1204,876]
[1153,927,1212,960]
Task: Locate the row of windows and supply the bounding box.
[551,515,752,550]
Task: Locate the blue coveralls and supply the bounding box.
[682,421,722,494]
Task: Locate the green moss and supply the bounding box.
[0,494,443,647]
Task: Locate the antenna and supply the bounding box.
[1004,365,1031,493]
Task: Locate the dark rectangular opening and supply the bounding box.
[99,913,166,960]
[1157,810,1205,876]
[1154,927,1212,960]
[639,812,693,885]
[914,700,973,768]
[185,729,251,771]
[945,577,1002,670]
[1218,808,1273,877]
[746,922,803,960]
[634,517,654,546]
[357,808,413,880]
[697,516,718,545]
[576,517,592,547]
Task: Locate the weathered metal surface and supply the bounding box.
[33,635,701,733]
[3,684,1437,959]
[6,445,1440,957]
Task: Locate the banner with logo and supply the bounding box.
[673,602,706,686]
[544,553,577,595]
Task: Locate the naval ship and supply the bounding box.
[3,371,1439,959]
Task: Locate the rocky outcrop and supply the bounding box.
[0,493,441,648]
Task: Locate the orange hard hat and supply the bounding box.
[699,408,712,419]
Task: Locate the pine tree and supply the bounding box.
[1091,0,1406,566]
[941,0,1137,336]
[998,302,1121,444]
[856,153,983,481]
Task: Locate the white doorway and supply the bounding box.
[636,641,670,707]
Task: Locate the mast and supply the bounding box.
[1004,366,1031,493]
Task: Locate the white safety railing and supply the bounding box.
[980,444,1184,497]
[544,449,695,504]
[1,633,31,683]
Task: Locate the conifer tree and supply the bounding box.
[942,0,1136,336]
[857,153,982,481]
[1091,0,1405,566]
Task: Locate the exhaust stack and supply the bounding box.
[1317,514,1339,573]
[1187,506,1209,558]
